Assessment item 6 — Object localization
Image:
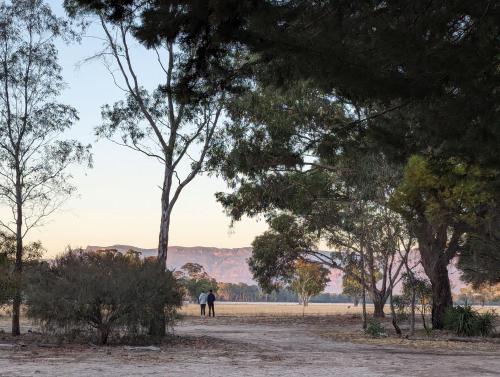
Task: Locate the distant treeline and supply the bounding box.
[217,282,356,303]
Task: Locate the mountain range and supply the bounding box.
[86,245,256,285]
[85,245,466,293]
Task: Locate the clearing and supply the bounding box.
[0,304,498,377]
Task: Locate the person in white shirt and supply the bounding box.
[198,291,208,318]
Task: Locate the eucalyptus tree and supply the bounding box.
[214,82,414,318]
[289,260,330,310]
[246,159,414,318]
[106,1,499,169]
[0,0,91,336]
[82,1,500,329]
[390,156,499,328]
[65,0,238,272]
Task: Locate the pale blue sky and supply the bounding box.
[22,1,267,257]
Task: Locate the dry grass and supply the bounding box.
[180,302,498,317]
[180,302,370,317]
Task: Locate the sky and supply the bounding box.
[13,1,268,257]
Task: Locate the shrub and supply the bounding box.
[0,252,14,305]
[25,248,182,344]
[474,311,497,337]
[444,305,497,337]
[0,232,44,306]
[401,273,433,330]
[444,305,477,336]
[391,295,409,322]
[365,319,387,338]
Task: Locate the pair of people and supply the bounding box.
[198,290,216,318]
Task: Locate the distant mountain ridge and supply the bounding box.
[85,245,466,293]
[85,245,256,285]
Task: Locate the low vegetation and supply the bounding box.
[443,305,497,337]
[25,249,182,344]
[365,319,387,338]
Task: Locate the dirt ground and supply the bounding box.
[0,305,499,377]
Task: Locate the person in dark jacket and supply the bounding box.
[207,290,216,317]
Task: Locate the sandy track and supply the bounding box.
[0,316,498,377]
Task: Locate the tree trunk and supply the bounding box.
[389,289,401,336]
[158,164,175,270]
[153,170,172,337]
[99,326,110,345]
[403,255,417,336]
[353,296,359,307]
[427,260,453,329]
[417,225,454,330]
[157,201,170,271]
[408,274,416,336]
[360,236,367,329]
[11,290,21,336]
[372,296,386,318]
[12,175,23,336]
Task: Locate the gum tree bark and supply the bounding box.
[416,223,462,329]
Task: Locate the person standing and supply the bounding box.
[207,289,216,318]
[199,291,207,318]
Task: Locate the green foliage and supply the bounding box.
[64,0,247,100]
[341,260,363,303]
[175,263,218,302]
[474,312,497,337]
[73,1,500,167]
[391,156,496,228]
[211,81,349,183]
[63,0,500,332]
[0,0,92,233]
[25,249,182,344]
[0,232,44,305]
[444,306,497,337]
[365,319,387,338]
[289,261,330,306]
[0,0,91,335]
[391,295,409,322]
[216,282,355,303]
[246,1,499,167]
[391,155,498,328]
[458,222,500,286]
[217,282,263,302]
[249,215,316,293]
[0,252,13,305]
[0,233,14,305]
[401,273,433,307]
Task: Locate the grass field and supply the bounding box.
[180,302,368,317]
[180,302,373,317]
[179,302,499,317]
[2,303,496,322]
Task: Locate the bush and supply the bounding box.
[0,232,44,306]
[474,311,497,337]
[365,319,387,338]
[444,305,497,337]
[0,252,14,305]
[25,248,182,344]
[391,295,409,322]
